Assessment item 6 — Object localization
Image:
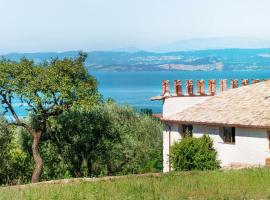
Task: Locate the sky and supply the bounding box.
[1,0,270,53]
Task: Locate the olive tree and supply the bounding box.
[0,52,97,182]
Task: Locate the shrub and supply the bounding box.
[170,135,220,171]
[0,117,32,185]
[98,102,163,175]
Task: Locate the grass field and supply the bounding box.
[1,168,270,200]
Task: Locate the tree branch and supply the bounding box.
[1,93,36,136]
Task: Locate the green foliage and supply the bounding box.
[102,102,162,174]
[0,52,99,183]
[139,108,153,116]
[0,117,32,185]
[19,126,72,181]
[170,135,220,171]
[40,141,72,180]
[27,101,162,179]
[44,103,119,178]
[0,53,162,184]
[0,52,98,118]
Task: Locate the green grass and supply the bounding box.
[1,168,270,200]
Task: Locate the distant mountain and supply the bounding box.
[111,47,141,53]
[150,38,270,52]
[2,48,270,72]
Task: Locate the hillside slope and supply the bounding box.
[1,168,270,200]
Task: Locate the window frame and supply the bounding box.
[179,124,193,138]
[267,131,270,149]
[221,127,235,144]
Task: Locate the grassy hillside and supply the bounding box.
[1,168,270,200]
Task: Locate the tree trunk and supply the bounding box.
[31,132,43,183]
[87,159,92,177]
[73,154,83,178]
[106,161,113,176]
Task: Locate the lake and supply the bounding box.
[3,70,270,118]
[92,70,270,114]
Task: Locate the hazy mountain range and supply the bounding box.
[2,38,270,72]
[150,37,270,52]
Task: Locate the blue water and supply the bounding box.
[2,70,270,118]
[92,70,270,114]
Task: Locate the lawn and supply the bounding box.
[1,168,270,200]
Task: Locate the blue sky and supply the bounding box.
[1,0,270,53]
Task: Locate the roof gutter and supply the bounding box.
[161,118,270,130]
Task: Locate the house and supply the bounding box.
[152,79,270,172]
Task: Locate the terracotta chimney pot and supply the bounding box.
[174,80,182,96]
[197,80,205,95]
[231,79,238,89]
[242,79,249,86]
[208,80,216,95]
[162,80,170,96]
[220,79,227,92]
[252,79,260,84]
[186,80,194,96]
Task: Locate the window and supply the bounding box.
[267,131,270,149]
[222,127,235,144]
[181,124,193,137]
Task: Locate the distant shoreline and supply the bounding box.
[2,48,270,72]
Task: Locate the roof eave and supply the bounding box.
[161,118,270,130]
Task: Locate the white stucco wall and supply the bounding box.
[193,125,270,166]
[163,123,270,172]
[163,96,211,117]
[163,124,182,172]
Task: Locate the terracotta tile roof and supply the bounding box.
[163,81,270,129]
[152,113,162,119]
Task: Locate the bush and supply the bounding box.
[0,117,32,185]
[170,135,220,171]
[97,102,163,175]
